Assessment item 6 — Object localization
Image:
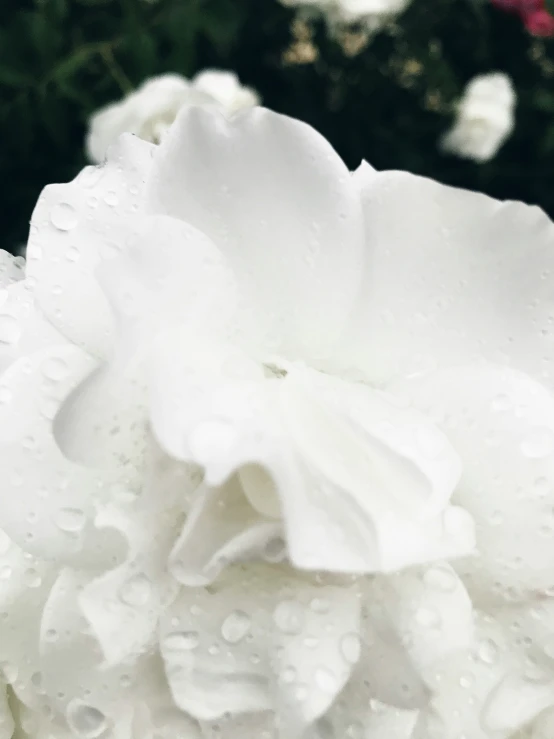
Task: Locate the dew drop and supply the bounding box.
[477,638,499,665]
[65,246,80,262]
[221,610,251,644]
[340,633,361,664]
[55,507,86,533]
[281,666,297,684]
[162,631,199,651]
[42,357,69,381]
[0,315,21,345]
[66,701,107,738]
[310,597,330,614]
[103,191,118,207]
[119,574,151,607]
[50,203,78,232]
[273,600,305,635]
[491,394,511,412]
[423,564,457,592]
[262,536,286,563]
[459,671,475,689]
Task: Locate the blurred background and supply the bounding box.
[2,0,554,254]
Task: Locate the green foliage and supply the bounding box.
[2,0,554,252]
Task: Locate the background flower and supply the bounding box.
[439,72,516,162]
[86,70,259,163]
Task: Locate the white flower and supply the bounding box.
[85,70,259,164]
[440,72,516,163]
[2,105,554,739]
[279,0,411,32]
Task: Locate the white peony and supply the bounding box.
[440,72,516,163]
[279,0,411,32]
[85,70,260,164]
[2,104,554,739]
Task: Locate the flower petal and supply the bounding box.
[78,502,180,666]
[413,613,554,739]
[145,105,365,362]
[27,134,155,357]
[169,478,283,587]
[343,169,554,387]
[0,281,66,376]
[391,364,554,602]
[40,568,172,736]
[278,367,469,574]
[0,535,55,713]
[54,213,242,469]
[159,565,360,732]
[0,345,125,564]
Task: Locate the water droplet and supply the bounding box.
[0,566,12,580]
[55,507,86,533]
[31,671,42,689]
[315,666,338,692]
[0,315,20,345]
[281,666,297,684]
[521,428,554,459]
[44,629,58,642]
[262,536,286,563]
[221,610,251,644]
[162,631,199,651]
[340,633,361,664]
[414,606,441,629]
[42,357,69,381]
[534,477,550,498]
[103,191,118,207]
[423,565,457,592]
[65,246,80,262]
[310,597,329,614]
[119,574,151,607]
[491,394,511,412]
[459,671,475,689]
[50,203,78,232]
[273,600,305,635]
[66,701,107,738]
[477,638,499,665]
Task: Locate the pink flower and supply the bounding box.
[523,6,554,34]
[491,0,554,37]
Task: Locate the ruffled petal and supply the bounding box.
[278,367,470,574]
[169,478,283,587]
[159,565,361,732]
[27,134,155,357]
[0,345,126,564]
[413,614,554,739]
[78,503,180,666]
[343,168,554,387]
[0,282,66,376]
[0,534,55,713]
[391,363,554,602]
[55,214,246,469]
[145,105,365,362]
[40,568,174,737]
